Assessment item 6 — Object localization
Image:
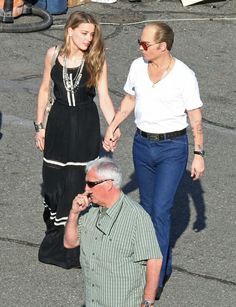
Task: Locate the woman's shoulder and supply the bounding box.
[46,46,56,57]
[45,46,61,61]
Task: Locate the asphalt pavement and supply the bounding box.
[0,0,236,306]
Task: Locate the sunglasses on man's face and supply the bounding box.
[85,179,114,188]
[137,39,160,51]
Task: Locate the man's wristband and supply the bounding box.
[34,122,44,132]
[194,150,205,157]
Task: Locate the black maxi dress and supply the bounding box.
[38,57,100,268]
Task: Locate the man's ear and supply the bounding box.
[159,41,167,52]
[107,180,114,191]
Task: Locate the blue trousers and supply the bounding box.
[133,131,188,287]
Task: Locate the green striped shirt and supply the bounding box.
[79,192,162,307]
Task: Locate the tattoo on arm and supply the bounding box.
[196,144,203,151]
[117,107,128,118]
[192,119,203,151]
[192,120,203,136]
[196,121,203,135]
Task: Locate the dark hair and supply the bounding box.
[148,22,174,51]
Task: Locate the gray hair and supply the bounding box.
[86,157,122,188]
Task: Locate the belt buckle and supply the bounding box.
[149,134,160,141]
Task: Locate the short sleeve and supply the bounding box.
[78,215,84,239]
[182,70,203,111]
[133,210,162,262]
[78,209,89,237]
[123,61,136,96]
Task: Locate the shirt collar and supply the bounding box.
[96,192,125,235]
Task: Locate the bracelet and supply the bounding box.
[34,122,44,132]
[142,300,154,306]
[194,150,205,157]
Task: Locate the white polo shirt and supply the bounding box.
[124,57,203,133]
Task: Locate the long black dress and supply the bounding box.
[38,57,100,268]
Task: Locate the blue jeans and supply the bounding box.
[133,131,188,287]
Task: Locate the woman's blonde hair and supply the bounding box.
[60,11,105,87]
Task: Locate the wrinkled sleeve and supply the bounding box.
[182,70,203,111]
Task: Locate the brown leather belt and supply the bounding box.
[137,128,186,141]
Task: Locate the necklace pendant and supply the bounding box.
[63,56,85,94]
[67,82,72,90]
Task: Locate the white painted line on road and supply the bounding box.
[50,16,236,29]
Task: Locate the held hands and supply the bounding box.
[103,127,121,152]
[71,193,92,215]
[191,155,205,180]
[35,129,45,151]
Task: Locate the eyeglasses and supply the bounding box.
[85,179,114,188]
[137,39,160,51]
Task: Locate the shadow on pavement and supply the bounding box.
[122,169,206,248]
[171,170,206,248]
[122,172,138,195]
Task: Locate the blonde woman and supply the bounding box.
[35,12,119,268]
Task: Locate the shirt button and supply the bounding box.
[92,299,94,302]
[95,237,97,240]
[92,252,95,255]
[92,284,95,287]
[98,223,101,226]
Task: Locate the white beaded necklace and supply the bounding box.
[62,56,85,106]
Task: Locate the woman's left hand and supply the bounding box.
[103,126,121,152]
[103,126,113,152]
[111,127,121,150]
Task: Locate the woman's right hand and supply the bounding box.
[35,129,45,151]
